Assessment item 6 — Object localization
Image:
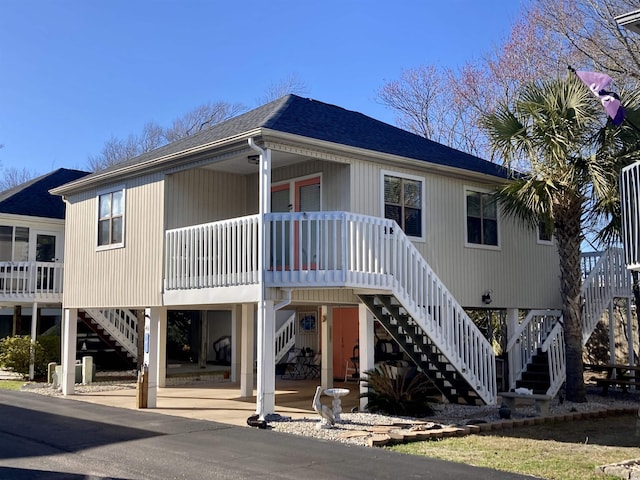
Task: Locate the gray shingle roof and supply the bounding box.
[86,94,511,180]
[0,168,90,219]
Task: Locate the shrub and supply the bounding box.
[0,335,60,378]
[360,363,435,417]
[0,336,35,377]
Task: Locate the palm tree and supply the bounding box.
[482,74,634,402]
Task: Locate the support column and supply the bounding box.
[358,304,374,411]
[157,308,167,388]
[506,308,519,390]
[144,307,162,408]
[231,304,241,383]
[321,305,333,390]
[609,301,616,367]
[198,311,208,369]
[12,305,21,336]
[256,299,275,419]
[61,308,77,396]
[29,302,38,380]
[240,303,254,398]
[627,298,635,371]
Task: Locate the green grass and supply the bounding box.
[0,380,24,391]
[390,415,640,480]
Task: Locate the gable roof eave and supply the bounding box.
[51,128,265,196]
[261,128,512,184]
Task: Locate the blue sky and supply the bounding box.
[0,0,523,174]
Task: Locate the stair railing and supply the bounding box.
[376,218,497,405]
[541,321,566,398]
[506,310,561,390]
[261,211,496,403]
[84,308,138,359]
[274,312,296,364]
[581,248,632,346]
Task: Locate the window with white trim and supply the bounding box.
[383,173,423,239]
[465,189,498,247]
[97,188,125,248]
[0,226,29,261]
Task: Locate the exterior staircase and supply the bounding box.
[78,308,138,365]
[359,294,490,405]
[507,248,632,397]
[355,220,497,406]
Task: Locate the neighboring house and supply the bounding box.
[0,168,89,341]
[52,95,588,416]
[0,168,140,376]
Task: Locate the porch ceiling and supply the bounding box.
[200,150,307,175]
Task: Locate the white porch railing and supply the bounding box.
[274,312,296,364]
[0,261,63,299]
[165,215,259,290]
[84,308,138,359]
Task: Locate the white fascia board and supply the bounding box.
[261,128,509,185]
[50,128,264,196]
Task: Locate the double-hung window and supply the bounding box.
[465,188,498,247]
[383,172,424,239]
[0,226,29,261]
[97,187,125,249]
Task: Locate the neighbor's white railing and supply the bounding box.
[274,312,296,364]
[621,161,640,270]
[0,261,63,299]
[506,309,561,391]
[84,308,138,359]
[582,248,632,345]
[165,215,259,290]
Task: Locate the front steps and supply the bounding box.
[359,293,485,405]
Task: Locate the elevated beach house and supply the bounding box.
[52,95,574,416]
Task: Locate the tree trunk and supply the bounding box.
[554,199,586,402]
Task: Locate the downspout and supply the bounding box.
[275,288,292,311]
[248,138,270,420]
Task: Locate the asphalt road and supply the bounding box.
[0,390,532,480]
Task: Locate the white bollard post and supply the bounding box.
[82,356,93,385]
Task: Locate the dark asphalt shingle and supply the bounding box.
[0,168,90,218]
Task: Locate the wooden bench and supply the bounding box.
[596,378,640,396]
[586,363,640,396]
[498,392,552,416]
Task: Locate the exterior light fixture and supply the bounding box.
[247,155,260,165]
[482,290,492,305]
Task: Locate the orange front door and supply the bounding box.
[332,307,359,380]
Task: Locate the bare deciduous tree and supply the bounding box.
[377,1,640,160]
[87,101,246,172]
[163,101,246,143]
[257,74,310,105]
[0,167,38,192]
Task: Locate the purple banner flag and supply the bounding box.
[575,70,625,126]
